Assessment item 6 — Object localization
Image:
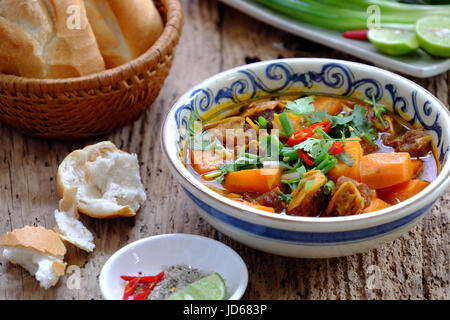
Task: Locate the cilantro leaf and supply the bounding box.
[306,110,329,124]
[215,163,235,184]
[286,96,316,115]
[296,138,332,159]
[336,151,355,167]
[370,95,388,129]
[278,192,292,204]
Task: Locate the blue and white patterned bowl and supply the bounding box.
[161,58,450,258]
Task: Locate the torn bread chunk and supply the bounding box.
[1,226,67,289]
[57,141,146,219]
[54,187,95,252]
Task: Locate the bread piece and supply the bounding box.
[1,226,67,289]
[84,0,163,68]
[0,0,105,78]
[54,187,96,252]
[57,141,147,218]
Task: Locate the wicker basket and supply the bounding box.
[0,0,183,139]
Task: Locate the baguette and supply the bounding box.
[57,141,147,219]
[0,0,106,78]
[84,0,163,68]
[1,226,67,289]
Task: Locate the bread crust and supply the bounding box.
[52,261,67,277]
[0,0,105,78]
[1,226,66,258]
[45,0,106,77]
[84,0,163,68]
[107,0,163,58]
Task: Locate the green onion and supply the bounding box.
[281,147,300,162]
[203,171,223,180]
[278,112,294,137]
[258,116,267,129]
[314,127,332,140]
[323,180,335,195]
[321,158,338,174]
[257,0,449,31]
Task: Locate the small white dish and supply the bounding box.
[99,233,248,300]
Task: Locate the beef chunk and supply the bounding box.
[244,187,285,213]
[382,128,432,157]
[286,170,328,217]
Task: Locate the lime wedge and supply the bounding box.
[368,28,419,55]
[416,16,450,58]
[166,273,227,300]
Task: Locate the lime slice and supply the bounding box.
[368,28,419,55]
[166,273,227,300]
[416,16,450,58]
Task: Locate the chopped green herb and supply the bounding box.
[286,96,316,115]
[278,192,292,204]
[323,180,335,195]
[203,171,223,180]
[257,116,267,129]
[278,112,294,137]
[370,95,388,129]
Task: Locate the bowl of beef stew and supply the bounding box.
[161,58,450,258]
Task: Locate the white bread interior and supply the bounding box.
[0,0,105,78]
[84,0,163,68]
[54,187,95,252]
[1,226,67,289]
[57,141,147,218]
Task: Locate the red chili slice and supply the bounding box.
[298,149,315,166]
[342,29,368,41]
[120,272,165,283]
[122,277,140,300]
[121,271,165,300]
[310,121,332,133]
[287,128,314,147]
[129,282,157,300]
[329,141,345,155]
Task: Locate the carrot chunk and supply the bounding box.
[191,150,223,174]
[362,198,391,213]
[233,200,275,213]
[224,168,282,193]
[360,152,413,189]
[377,179,430,205]
[313,96,344,115]
[327,140,363,182]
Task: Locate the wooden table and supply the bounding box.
[1,0,449,300]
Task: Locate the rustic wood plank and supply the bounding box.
[0,0,448,300]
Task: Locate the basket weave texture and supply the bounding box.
[0,0,183,139]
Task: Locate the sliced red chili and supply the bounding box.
[342,29,368,41]
[122,277,140,300]
[120,272,165,283]
[298,149,315,166]
[329,141,345,155]
[121,271,165,300]
[287,128,314,147]
[310,121,332,133]
[129,282,157,300]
